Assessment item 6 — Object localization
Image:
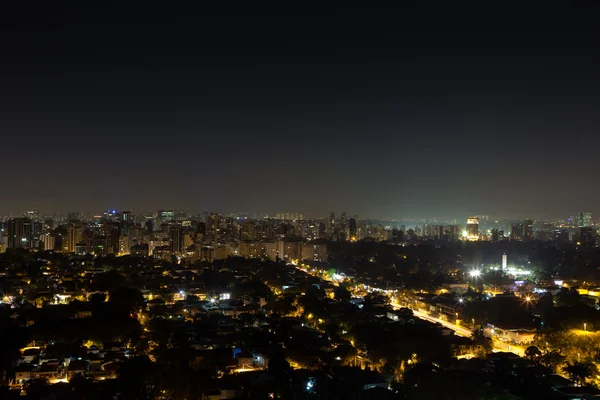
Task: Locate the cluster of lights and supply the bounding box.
[469,269,481,278]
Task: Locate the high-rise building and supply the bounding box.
[578,226,596,248]
[466,217,479,241]
[349,217,357,240]
[6,218,33,249]
[553,229,569,243]
[64,226,83,253]
[144,218,154,234]
[118,236,130,255]
[170,227,184,256]
[510,223,523,241]
[491,229,500,242]
[578,212,592,228]
[40,233,56,251]
[240,220,256,241]
[502,253,507,270]
[523,219,534,241]
[25,210,40,221]
[121,211,132,225]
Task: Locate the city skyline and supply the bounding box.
[0,207,596,224]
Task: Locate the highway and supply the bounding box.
[394,303,525,356]
[292,263,526,357]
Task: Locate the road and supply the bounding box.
[394,303,525,356]
[292,263,526,357]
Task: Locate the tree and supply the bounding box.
[564,361,598,386]
[555,288,581,307]
[539,351,565,371]
[471,326,492,355]
[109,287,145,313]
[24,378,50,399]
[525,345,542,363]
[364,292,390,309]
[334,286,351,302]
[117,356,159,399]
[89,292,106,306]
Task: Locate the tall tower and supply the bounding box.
[523,219,534,241]
[65,226,83,253]
[170,227,184,256]
[502,253,507,270]
[466,217,479,241]
[7,218,33,249]
[578,212,592,228]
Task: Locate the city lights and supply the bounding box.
[469,269,481,278]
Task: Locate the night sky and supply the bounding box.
[2,2,600,219]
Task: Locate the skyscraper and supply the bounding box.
[578,212,592,228]
[510,223,523,241]
[466,217,479,241]
[6,218,33,249]
[170,227,184,256]
[349,217,357,240]
[65,226,83,253]
[523,219,534,241]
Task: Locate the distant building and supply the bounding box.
[510,223,523,241]
[6,218,33,249]
[131,243,150,257]
[64,226,83,253]
[578,227,596,248]
[40,233,56,251]
[349,218,357,240]
[301,243,329,262]
[118,236,130,255]
[553,229,569,243]
[578,212,592,228]
[466,217,479,241]
[523,219,534,241]
[170,227,184,256]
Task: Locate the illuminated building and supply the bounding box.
[121,211,132,225]
[502,253,507,270]
[301,243,328,262]
[130,243,150,257]
[240,220,256,241]
[578,226,596,248]
[553,228,569,243]
[523,219,534,241]
[277,240,302,260]
[118,236,130,255]
[578,212,592,228]
[170,227,184,256]
[349,217,357,240]
[6,218,33,249]
[40,233,56,251]
[25,210,39,221]
[64,226,83,253]
[466,217,479,241]
[510,223,523,241]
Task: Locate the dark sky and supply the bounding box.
[2,2,600,219]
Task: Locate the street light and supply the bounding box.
[469,270,481,278]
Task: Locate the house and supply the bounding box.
[67,360,89,378]
[14,364,35,383]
